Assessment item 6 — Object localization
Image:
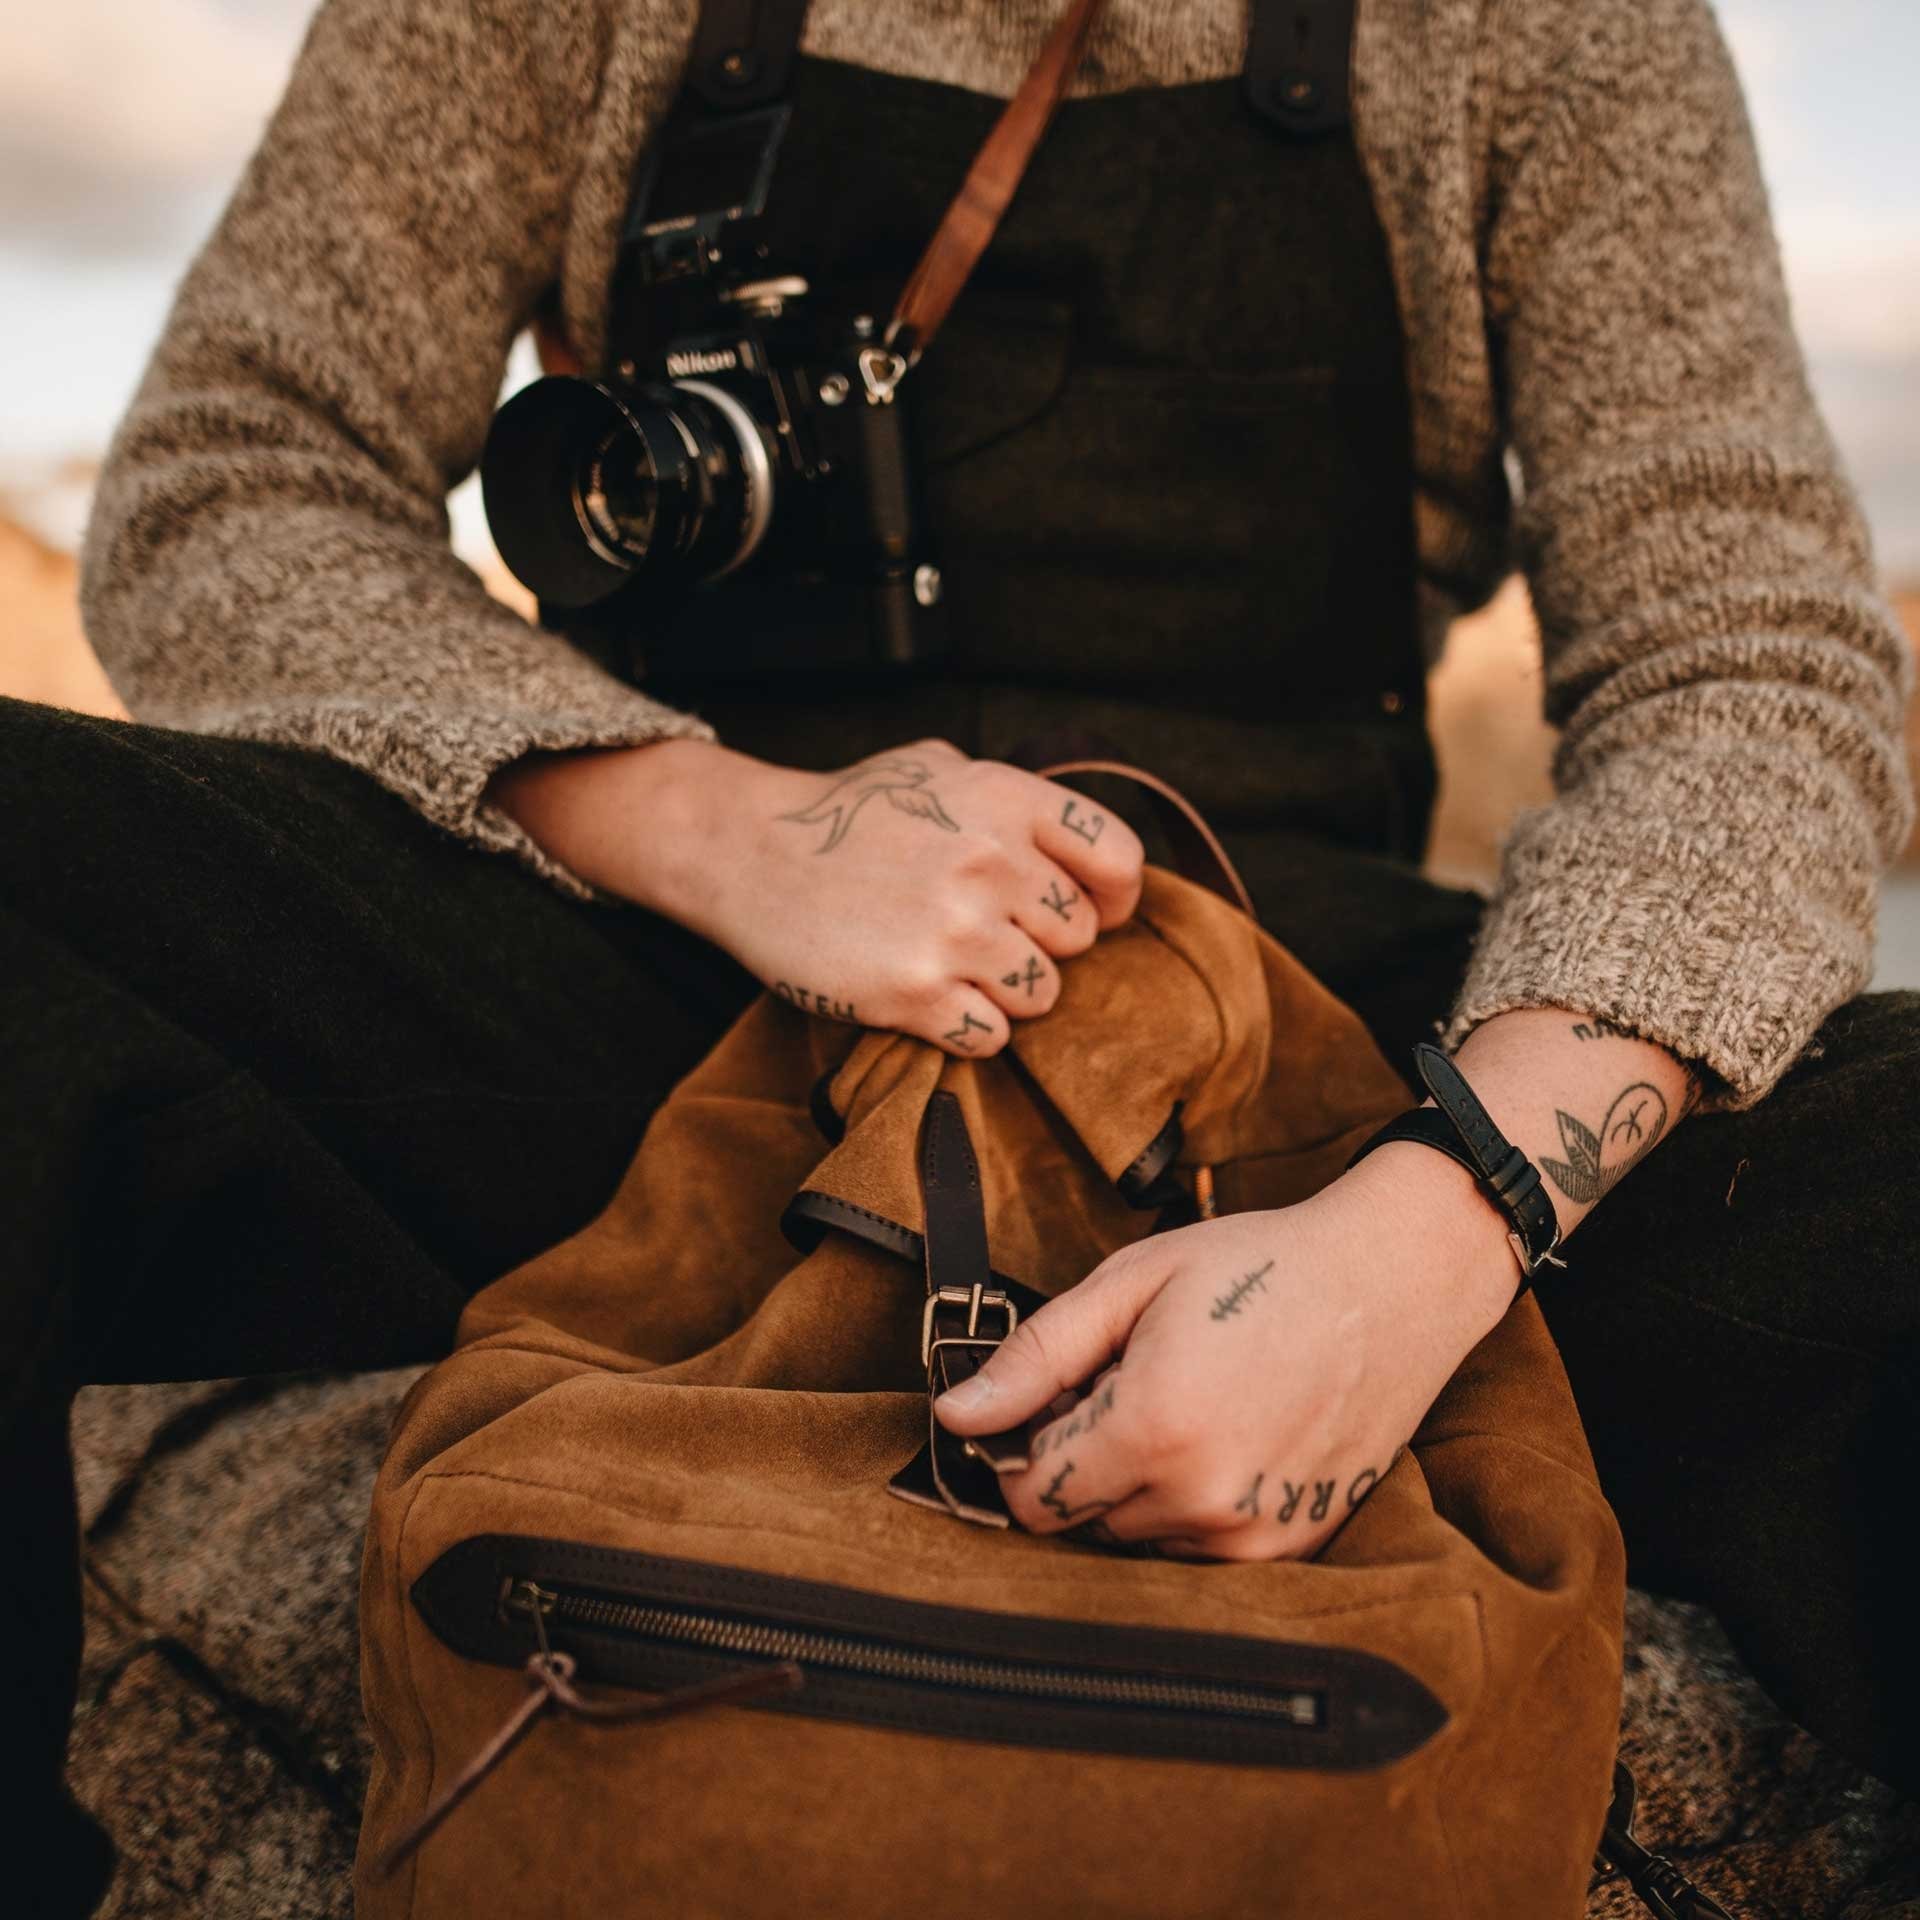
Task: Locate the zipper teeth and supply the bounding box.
[512,1583,1319,1726]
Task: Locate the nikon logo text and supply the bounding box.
[666,347,739,377]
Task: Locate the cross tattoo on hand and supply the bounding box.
[1001,954,1045,997]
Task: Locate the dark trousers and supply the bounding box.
[5,696,1915,1908]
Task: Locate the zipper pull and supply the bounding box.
[1595,1763,1736,1920]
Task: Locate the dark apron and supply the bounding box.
[647,57,1434,870]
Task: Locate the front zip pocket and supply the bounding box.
[412,1535,1446,1770]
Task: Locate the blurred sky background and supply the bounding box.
[1,0,1916,573]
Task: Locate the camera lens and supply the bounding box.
[576,427,661,565]
[481,375,773,608]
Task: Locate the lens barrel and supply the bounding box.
[480,375,771,607]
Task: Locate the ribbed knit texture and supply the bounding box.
[79,0,1914,1108]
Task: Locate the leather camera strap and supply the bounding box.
[879,0,1107,373]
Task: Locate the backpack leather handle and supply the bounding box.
[1037,759,1258,922]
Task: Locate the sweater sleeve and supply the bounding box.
[1439,0,1915,1108]
[77,0,712,898]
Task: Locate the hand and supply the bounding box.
[490,737,1144,1056]
[933,1146,1518,1558]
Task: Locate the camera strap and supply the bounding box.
[867,0,1108,398]
[1242,0,1356,135]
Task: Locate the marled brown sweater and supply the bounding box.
[79,0,1914,1109]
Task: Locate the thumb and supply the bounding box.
[933,1250,1163,1434]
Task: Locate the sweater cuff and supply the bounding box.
[1438,805,1879,1112]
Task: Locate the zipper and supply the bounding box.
[503,1578,1320,1725]
[411,1533,1448,1770]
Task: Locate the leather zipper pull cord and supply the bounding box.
[374,1585,800,1881]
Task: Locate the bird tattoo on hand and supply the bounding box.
[778,757,962,853]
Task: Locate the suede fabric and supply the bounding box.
[357,870,1626,1917]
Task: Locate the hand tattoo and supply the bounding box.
[1038,1460,1114,1526]
[1208,1258,1274,1324]
[1002,954,1046,997]
[778,756,960,853]
[1030,1377,1117,1459]
[773,981,858,1023]
[942,1009,994,1052]
[1039,879,1080,921]
[1060,798,1106,846]
[1538,1082,1670,1204]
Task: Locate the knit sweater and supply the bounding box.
[78,0,1914,1111]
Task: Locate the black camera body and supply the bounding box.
[480,105,946,679]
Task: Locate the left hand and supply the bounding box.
[933,1145,1520,1559]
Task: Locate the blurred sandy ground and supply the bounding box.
[5,475,1917,984]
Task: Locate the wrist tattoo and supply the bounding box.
[1568,1015,1635,1043]
[1538,1081,1670,1205]
[778,755,960,854]
[1039,879,1080,921]
[1208,1258,1274,1324]
[1060,798,1106,846]
[773,981,858,1023]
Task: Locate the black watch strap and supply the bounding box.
[1348,1043,1565,1295]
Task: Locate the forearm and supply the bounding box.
[1365,1008,1696,1260]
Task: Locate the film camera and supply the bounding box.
[480,105,946,677]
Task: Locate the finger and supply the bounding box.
[1012,855,1101,960]
[933,1247,1164,1434]
[999,1376,1145,1537]
[911,988,1008,1060]
[969,929,1060,1024]
[1032,785,1145,931]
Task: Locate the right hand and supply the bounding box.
[493,737,1144,1056]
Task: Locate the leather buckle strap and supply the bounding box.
[902,1091,1031,1525]
[921,1281,1019,1369]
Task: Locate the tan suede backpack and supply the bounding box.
[355,805,1637,1918]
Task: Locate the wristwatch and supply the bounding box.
[1348,1043,1566,1295]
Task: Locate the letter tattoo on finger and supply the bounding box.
[1039,879,1080,921]
[1276,1479,1304,1524]
[1308,1480,1335,1523]
[1038,1460,1114,1526]
[1234,1472,1265,1520]
[1346,1466,1380,1510]
[1060,798,1106,846]
[942,1009,994,1052]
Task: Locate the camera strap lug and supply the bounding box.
[857,345,910,406]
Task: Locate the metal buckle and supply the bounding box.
[920,1282,1018,1369]
[1509,1223,1568,1281]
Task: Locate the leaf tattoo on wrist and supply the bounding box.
[1538,1081,1669,1204]
[778,756,960,854]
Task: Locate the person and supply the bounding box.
[7,0,1915,1907]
